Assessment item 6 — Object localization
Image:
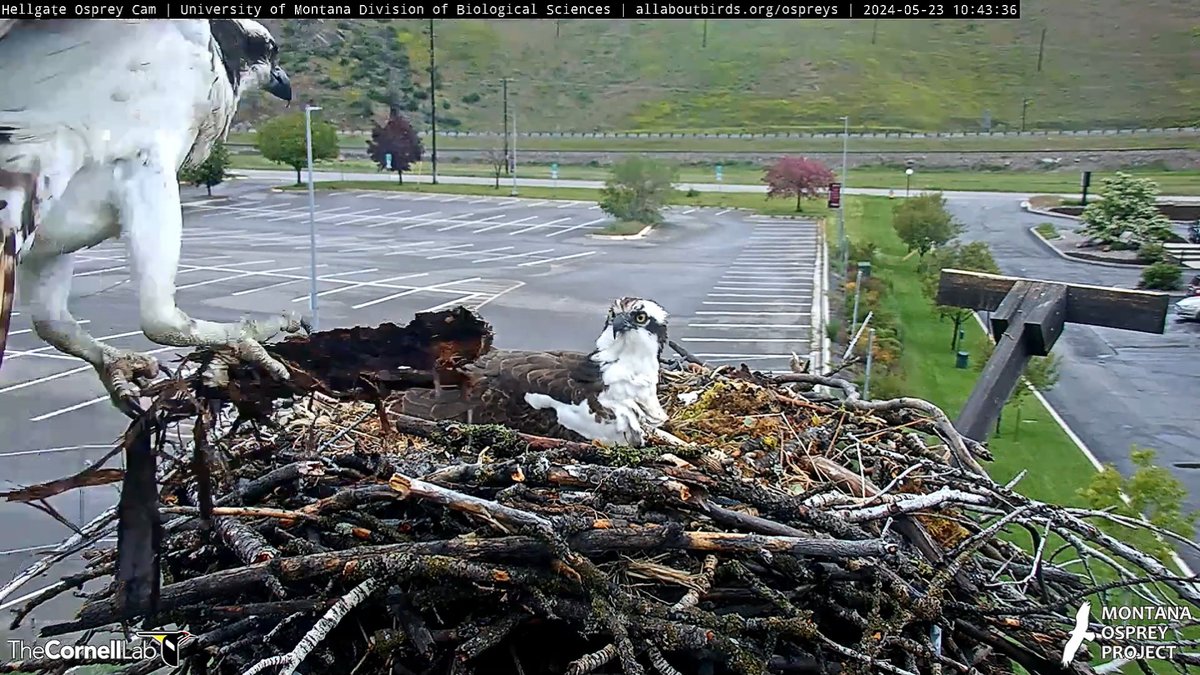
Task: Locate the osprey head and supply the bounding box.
[210,19,291,102]
[596,297,669,358]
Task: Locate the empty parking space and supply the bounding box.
[677,218,820,371]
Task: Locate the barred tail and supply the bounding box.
[0,228,15,372]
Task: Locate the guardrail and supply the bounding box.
[232,126,1200,141]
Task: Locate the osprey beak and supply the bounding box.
[611,313,634,335]
[265,65,292,102]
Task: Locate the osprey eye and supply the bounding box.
[634,312,648,324]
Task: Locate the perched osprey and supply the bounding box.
[0,19,301,415]
[394,297,672,447]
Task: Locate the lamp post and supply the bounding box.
[838,115,849,272]
[305,104,321,331]
[905,167,913,197]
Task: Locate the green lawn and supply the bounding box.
[231,153,1200,196]
[226,130,1200,155]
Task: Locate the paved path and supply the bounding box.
[232,169,1200,204]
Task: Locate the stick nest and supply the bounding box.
[2,322,1198,675]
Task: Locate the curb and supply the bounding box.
[1020,201,1081,222]
[587,224,654,240]
[1026,226,1147,270]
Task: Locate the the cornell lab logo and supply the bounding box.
[136,631,195,667]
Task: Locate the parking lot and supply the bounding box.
[0,183,820,639]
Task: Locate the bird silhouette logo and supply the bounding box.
[136,630,195,667]
[1061,602,1097,666]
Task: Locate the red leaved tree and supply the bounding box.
[366,108,423,184]
[763,156,836,211]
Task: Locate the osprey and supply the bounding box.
[0,19,302,415]
[393,297,672,447]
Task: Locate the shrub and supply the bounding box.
[599,157,679,225]
[1079,172,1175,247]
[1139,262,1182,290]
[847,240,879,266]
[892,192,963,258]
[1136,241,1166,264]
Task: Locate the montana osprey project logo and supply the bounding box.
[135,631,194,667]
[1061,602,1097,666]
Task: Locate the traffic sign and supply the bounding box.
[551,162,558,179]
[385,153,392,170]
[828,182,842,208]
[715,164,723,181]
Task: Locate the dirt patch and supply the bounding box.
[1033,224,1145,266]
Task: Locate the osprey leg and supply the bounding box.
[116,156,306,383]
[22,253,160,415]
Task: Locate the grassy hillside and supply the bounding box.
[244,10,1200,133]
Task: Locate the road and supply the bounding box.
[0,181,820,643]
[946,197,1200,571]
[231,168,1200,204]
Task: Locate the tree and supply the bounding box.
[179,140,229,197]
[1079,172,1175,248]
[485,147,506,189]
[972,337,1061,436]
[598,157,679,226]
[255,112,339,186]
[919,240,1000,351]
[1077,446,1199,562]
[893,192,963,258]
[366,109,423,184]
[762,156,836,212]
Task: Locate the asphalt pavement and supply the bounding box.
[946,197,1200,571]
[0,181,819,643]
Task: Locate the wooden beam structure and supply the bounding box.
[935,269,1171,443]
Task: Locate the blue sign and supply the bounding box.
[715,164,723,180]
[551,162,558,179]
[385,153,392,170]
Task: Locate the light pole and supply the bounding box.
[905,167,913,197]
[838,115,849,272]
[1020,98,1032,133]
[305,104,321,331]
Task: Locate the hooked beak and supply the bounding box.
[265,65,292,102]
[611,313,634,335]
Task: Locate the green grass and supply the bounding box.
[597,221,651,236]
[231,153,1200,196]
[226,130,1200,154]
[1035,222,1062,239]
[263,13,1200,133]
[278,180,832,217]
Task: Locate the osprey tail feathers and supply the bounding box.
[0,169,36,373]
[0,225,14,372]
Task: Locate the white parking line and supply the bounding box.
[680,337,809,343]
[723,272,808,278]
[427,245,512,260]
[385,242,471,256]
[681,208,697,215]
[351,277,483,310]
[420,293,480,312]
[517,251,597,266]
[687,323,810,329]
[172,263,467,297]
[521,201,548,208]
[337,208,384,226]
[343,239,435,255]
[546,217,607,238]
[468,197,494,204]
[509,217,571,236]
[176,264,308,292]
[7,320,91,337]
[289,272,430,303]
[714,209,732,216]
[717,280,814,286]
[405,211,472,230]
[232,268,379,297]
[440,214,504,232]
[715,286,812,293]
[701,301,801,306]
[694,311,809,316]
[708,293,808,299]
[13,345,176,402]
[472,248,554,264]
[698,354,793,361]
[316,208,378,224]
[475,215,535,234]
[365,210,412,227]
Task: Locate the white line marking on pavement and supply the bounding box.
[701,301,799,306]
[687,324,811,329]
[176,264,311,292]
[351,277,483,310]
[694,311,809,316]
[440,214,504,232]
[714,286,813,293]
[475,215,536,234]
[714,209,732,216]
[517,251,597,266]
[405,211,472,230]
[7,320,91,337]
[472,248,554,264]
[707,293,809,299]
[385,242,472,256]
[365,210,412,227]
[681,208,697,214]
[680,337,809,343]
[427,245,512,260]
[510,217,571,236]
[233,268,378,297]
[546,217,607,238]
[289,272,430,303]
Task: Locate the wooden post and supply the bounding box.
[936,269,1170,443]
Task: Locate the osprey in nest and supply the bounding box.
[0,19,302,417]
[195,298,673,447]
